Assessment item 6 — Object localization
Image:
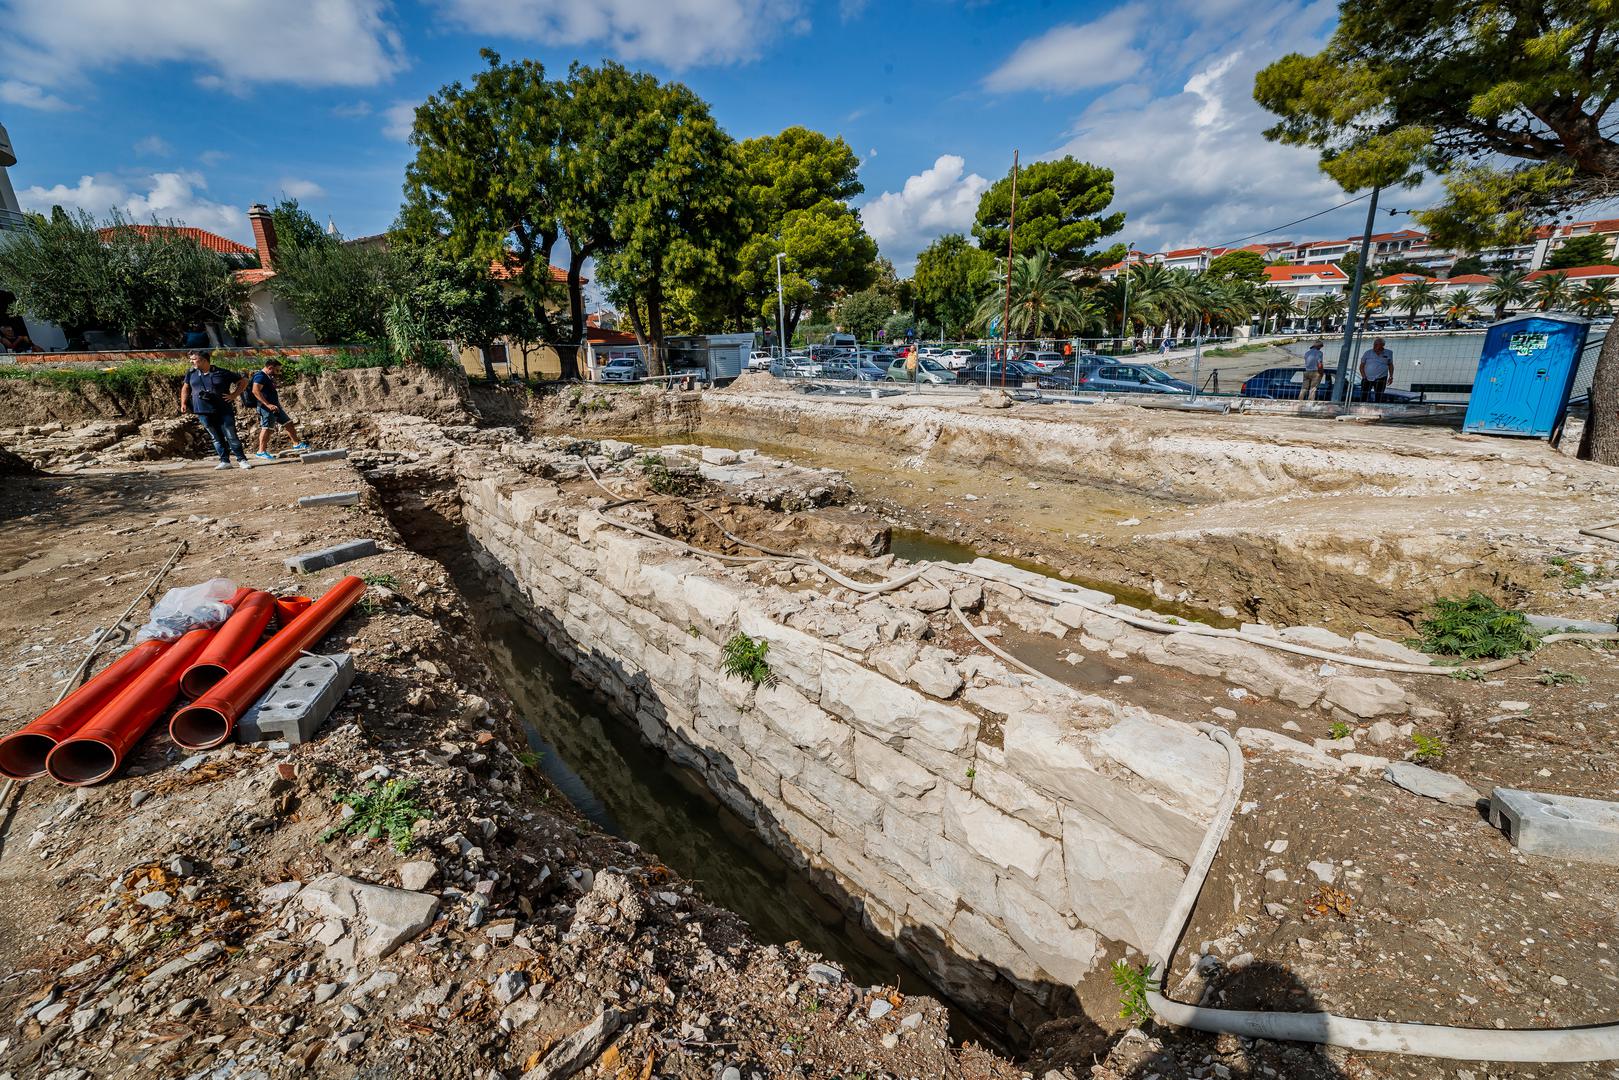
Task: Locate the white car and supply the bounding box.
[937,348,981,370]
[748,350,774,371]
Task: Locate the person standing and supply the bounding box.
[248,358,311,460]
[1301,339,1326,400]
[1358,337,1395,403]
[179,350,251,470]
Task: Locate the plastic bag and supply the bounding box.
[136,578,239,642]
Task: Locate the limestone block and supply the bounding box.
[1060,808,1185,951]
[947,907,1030,981]
[1277,625,1354,651]
[964,682,1033,718]
[907,652,963,699]
[1143,633,1321,707]
[508,484,562,525]
[772,804,826,857]
[853,734,939,800]
[756,681,853,773]
[970,759,1061,836]
[1089,716,1227,820]
[780,779,833,823]
[997,876,1102,984]
[1350,632,1431,666]
[942,785,1061,887]
[1083,612,1126,642]
[878,805,936,861]
[1053,604,1088,630]
[738,608,823,699]
[682,574,746,632]
[1235,727,1347,772]
[929,835,1002,914]
[797,760,884,828]
[1321,675,1410,719]
[297,874,439,965]
[869,640,922,683]
[741,716,804,780]
[819,653,976,753]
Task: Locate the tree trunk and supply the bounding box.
[625,297,649,381]
[646,286,666,378]
[1578,317,1619,464]
[567,248,590,344]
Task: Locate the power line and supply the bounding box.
[1209,192,1373,251]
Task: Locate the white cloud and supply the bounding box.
[382,101,417,142]
[133,135,171,157]
[279,177,326,200]
[860,155,991,273]
[18,171,245,239]
[333,101,374,118]
[984,7,1146,94]
[5,0,406,89]
[0,79,75,110]
[435,0,807,68]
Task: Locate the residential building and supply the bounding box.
[1261,262,1349,307]
[98,224,256,261]
[0,120,69,350]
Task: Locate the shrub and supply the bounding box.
[319,778,430,853]
[1111,960,1155,1023]
[1415,592,1539,660]
[721,632,772,685]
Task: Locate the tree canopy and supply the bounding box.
[972,157,1126,269]
[1207,250,1266,283]
[1545,233,1613,270]
[912,233,996,340]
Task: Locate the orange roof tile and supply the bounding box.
[1263,263,1348,283]
[99,224,255,256]
[1444,274,1493,285]
[1526,264,1619,281]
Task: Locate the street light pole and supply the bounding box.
[1120,242,1133,354]
[1333,186,1381,404]
[774,252,788,365]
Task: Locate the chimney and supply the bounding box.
[247,203,278,272]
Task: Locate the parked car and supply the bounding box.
[956,360,1040,385]
[1037,361,1192,394]
[885,356,953,384]
[748,350,774,371]
[769,354,819,378]
[1240,367,1423,404]
[1015,351,1067,372]
[938,347,984,370]
[819,358,887,382]
[598,356,646,382]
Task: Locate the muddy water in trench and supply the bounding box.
[471,595,1002,1045]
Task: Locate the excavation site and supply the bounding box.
[2,367,1618,1080]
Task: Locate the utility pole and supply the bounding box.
[774,252,788,364]
[1000,150,1019,387]
[1334,186,1381,403]
[1120,242,1134,354]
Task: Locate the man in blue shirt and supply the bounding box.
[247,358,311,460]
[179,351,250,470]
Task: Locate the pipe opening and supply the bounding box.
[46,739,117,786]
[0,732,56,779]
[170,704,230,750]
[178,664,229,700]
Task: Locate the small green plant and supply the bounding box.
[1447,667,1484,681]
[580,395,613,413]
[687,625,701,638]
[966,766,977,779]
[1111,959,1155,1023]
[803,997,821,1014]
[1537,668,1587,687]
[357,596,383,616]
[642,455,701,496]
[320,779,431,854]
[1547,556,1593,588]
[362,573,399,588]
[1328,720,1352,740]
[514,749,543,769]
[1410,732,1446,763]
[1415,592,1540,660]
[721,632,772,685]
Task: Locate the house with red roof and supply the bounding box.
[1262,263,1348,307]
[96,224,256,260]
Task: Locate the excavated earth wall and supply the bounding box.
[443,440,1231,1041]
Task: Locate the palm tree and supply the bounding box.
[1444,289,1481,323]
[1306,293,1346,332]
[1574,279,1617,316]
[1254,287,1296,334]
[1396,280,1441,321]
[1358,282,1390,318]
[1191,276,1257,337]
[1532,272,1573,311]
[971,251,1101,339]
[1481,268,1531,319]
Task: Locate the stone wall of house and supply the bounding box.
[450,448,1229,1037]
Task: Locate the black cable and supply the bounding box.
[1208,192,1373,251]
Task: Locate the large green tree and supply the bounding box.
[973,251,1102,339]
[1207,250,1266,283]
[1545,233,1613,270]
[268,234,404,344]
[972,157,1126,269]
[834,288,892,341]
[1255,0,1619,459]
[912,233,996,340]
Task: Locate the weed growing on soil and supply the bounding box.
[1546,556,1594,588]
[641,455,701,496]
[1447,667,1484,681]
[1538,668,1588,686]
[514,749,543,769]
[0,360,189,393]
[362,573,398,588]
[320,779,430,853]
[1111,960,1155,1023]
[1410,732,1447,763]
[1416,592,1539,660]
[1328,720,1352,740]
[721,632,772,684]
[358,596,383,616]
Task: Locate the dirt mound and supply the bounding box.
[719,369,782,394]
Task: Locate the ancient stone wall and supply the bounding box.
[450,448,1229,1038]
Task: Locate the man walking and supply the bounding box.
[1358,337,1395,403]
[1301,339,1326,400]
[248,358,311,460]
[180,350,251,470]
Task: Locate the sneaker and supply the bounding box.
[290,442,311,451]
[213,461,231,470]
[255,451,275,460]
[238,459,253,470]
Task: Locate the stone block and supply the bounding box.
[297,873,438,965]
[755,682,852,772]
[1490,787,1619,866]
[997,876,1101,983]
[1143,633,1321,707]
[853,734,939,800]
[1236,727,1346,772]
[1322,676,1409,719]
[1061,807,1185,950]
[819,653,976,753]
[1350,632,1432,665]
[1090,716,1227,819]
[738,608,823,698]
[1384,761,1481,807]
[946,907,1024,976]
[238,652,355,744]
[929,835,1002,913]
[942,784,1060,887]
[970,759,1060,836]
[296,491,361,508]
[877,805,936,861]
[1276,625,1354,651]
[299,448,350,463]
[682,575,746,632]
[797,760,884,828]
[284,538,379,574]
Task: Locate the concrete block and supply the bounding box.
[239,653,355,744]
[297,491,361,508]
[300,449,350,463]
[284,538,378,574]
[1524,614,1618,634]
[1490,787,1619,866]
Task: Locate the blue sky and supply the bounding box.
[1,0,1383,274]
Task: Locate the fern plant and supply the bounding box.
[1415,592,1539,660]
[320,779,431,854]
[1111,960,1155,1023]
[721,632,772,685]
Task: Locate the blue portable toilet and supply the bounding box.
[1463,313,1590,440]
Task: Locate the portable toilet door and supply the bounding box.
[1462,313,1590,440]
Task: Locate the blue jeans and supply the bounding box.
[197,411,245,462]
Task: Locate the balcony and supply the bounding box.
[0,208,30,232]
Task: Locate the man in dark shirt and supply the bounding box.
[179,350,250,470]
[247,358,310,460]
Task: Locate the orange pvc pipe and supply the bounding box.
[274,596,313,629]
[47,627,217,786]
[170,576,365,751]
[0,640,171,779]
[179,591,276,699]
[225,586,256,609]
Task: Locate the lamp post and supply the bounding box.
[774,252,788,364]
[1119,241,1134,354]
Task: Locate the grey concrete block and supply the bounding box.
[1490,787,1619,866]
[297,491,362,508]
[284,538,378,574]
[300,449,350,463]
[239,653,355,744]
[1524,614,1618,634]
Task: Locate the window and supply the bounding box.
[1098,367,1125,380]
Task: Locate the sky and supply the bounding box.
[0,0,1405,276]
